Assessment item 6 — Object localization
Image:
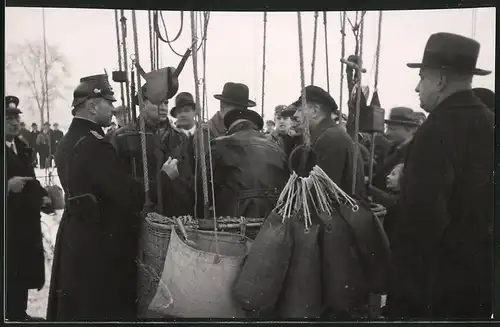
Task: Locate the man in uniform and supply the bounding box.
[266,105,291,151]
[6,95,50,321]
[111,84,187,216]
[47,74,145,321]
[386,32,494,319]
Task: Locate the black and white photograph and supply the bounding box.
[4,3,496,322]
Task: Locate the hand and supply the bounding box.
[8,176,34,193]
[162,157,179,180]
[371,203,387,219]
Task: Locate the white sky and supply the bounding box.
[5,7,496,131]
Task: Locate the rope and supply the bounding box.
[374,11,383,92]
[297,12,310,147]
[323,12,330,93]
[471,8,477,39]
[131,10,152,208]
[201,11,209,121]
[120,10,131,125]
[339,11,347,116]
[310,11,319,85]
[148,10,154,71]
[261,12,268,119]
[190,11,209,213]
[351,11,365,196]
[114,10,126,108]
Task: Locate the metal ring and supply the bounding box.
[352,204,360,212]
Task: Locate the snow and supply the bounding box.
[26,168,63,319]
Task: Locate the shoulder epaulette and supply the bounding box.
[90,130,104,140]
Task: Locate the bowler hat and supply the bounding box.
[407,32,491,76]
[385,107,420,127]
[293,85,338,113]
[170,92,196,117]
[214,82,256,108]
[223,108,264,131]
[6,95,22,117]
[72,74,117,112]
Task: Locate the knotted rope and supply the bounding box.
[131,10,152,209]
[261,11,268,119]
[296,12,310,147]
[310,11,319,85]
[323,11,330,93]
[339,11,347,116]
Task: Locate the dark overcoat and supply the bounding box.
[310,117,367,199]
[386,90,494,319]
[196,121,290,218]
[47,118,144,321]
[6,138,47,290]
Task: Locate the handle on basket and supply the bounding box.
[175,217,195,247]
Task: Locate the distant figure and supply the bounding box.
[51,123,64,156]
[19,122,31,146]
[36,122,52,169]
[28,123,40,166]
[265,120,275,134]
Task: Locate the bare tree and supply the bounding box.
[6,41,70,125]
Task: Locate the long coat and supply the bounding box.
[47,118,144,321]
[198,121,290,218]
[310,117,367,199]
[386,90,494,319]
[6,138,47,290]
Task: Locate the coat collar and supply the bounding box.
[310,116,337,144]
[70,117,105,136]
[431,89,485,116]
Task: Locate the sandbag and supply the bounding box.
[233,210,293,313]
[152,228,251,318]
[339,201,391,294]
[278,219,322,318]
[320,210,366,314]
[46,185,65,210]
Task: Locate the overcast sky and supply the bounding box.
[5,7,496,130]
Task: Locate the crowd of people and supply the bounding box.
[17,121,65,169]
[5,31,495,322]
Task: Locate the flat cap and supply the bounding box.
[293,85,338,113]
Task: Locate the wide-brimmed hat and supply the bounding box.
[214,82,256,108]
[407,32,491,76]
[5,95,22,117]
[223,108,264,131]
[170,92,196,117]
[385,107,420,127]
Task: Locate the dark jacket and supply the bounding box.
[47,118,144,321]
[6,137,47,290]
[310,117,367,199]
[111,119,187,215]
[50,129,64,154]
[386,90,494,319]
[197,121,289,218]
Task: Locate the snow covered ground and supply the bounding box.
[26,168,63,319]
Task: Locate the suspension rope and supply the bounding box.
[120,11,131,124]
[191,11,210,216]
[471,8,477,39]
[148,10,155,71]
[261,12,268,119]
[351,11,365,196]
[323,12,330,93]
[297,12,310,147]
[374,11,383,92]
[339,11,347,116]
[311,11,319,85]
[201,11,209,121]
[114,10,126,108]
[131,10,152,209]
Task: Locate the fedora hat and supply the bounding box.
[214,82,256,108]
[170,92,196,117]
[223,108,264,131]
[407,32,491,76]
[385,107,420,127]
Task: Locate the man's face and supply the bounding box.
[6,116,21,137]
[293,101,317,127]
[43,124,50,132]
[92,98,115,127]
[142,100,168,127]
[266,122,275,132]
[20,122,26,130]
[32,125,38,132]
[175,105,196,129]
[415,68,443,113]
[386,124,415,143]
[275,114,291,133]
[53,124,59,130]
